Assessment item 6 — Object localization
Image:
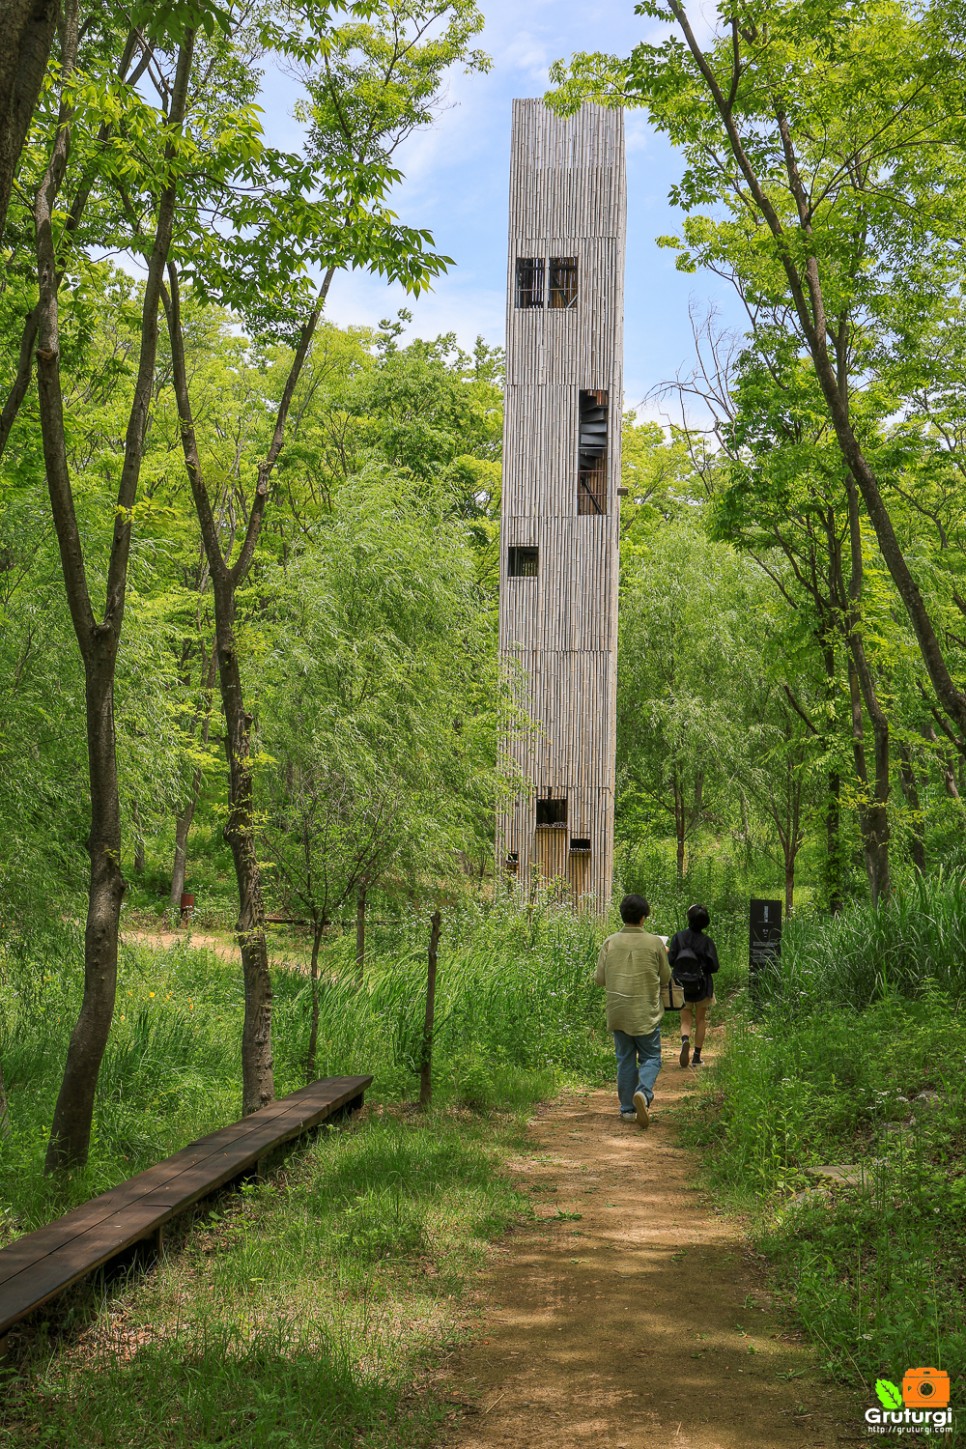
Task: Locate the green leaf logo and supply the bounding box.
[875,1380,903,1410]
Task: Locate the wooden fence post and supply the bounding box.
[355,883,368,981]
[418,910,442,1109]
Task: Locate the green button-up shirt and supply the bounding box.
[595,925,671,1036]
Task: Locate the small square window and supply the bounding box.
[548,256,578,309]
[536,796,567,827]
[508,545,539,578]
[570,837,591,853]
[515,257,545,309]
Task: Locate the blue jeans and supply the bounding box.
[613,1028,662,1112]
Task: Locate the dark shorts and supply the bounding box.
[686,987,714,1006]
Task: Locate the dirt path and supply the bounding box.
[123,928,238,961]
[443,1047,861,1448]
[122,928,311,974]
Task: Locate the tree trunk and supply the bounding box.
[670,4,966,749]
[305,917,325,1083]
[1,32,145,460]
[162,259,328,1118]
[814,636,845,914]
[355,882,367,981]
[825,769,843,914]
[213,576,274,1114]
[45,643,125,1170]
[132,798,145,874]
[0,1058,10,1139]
[842,476,891,905]
[673,783,685,878]
[784,854,795,917]
[169,783,197,912]
[35,26,194,1171]
[924,725,961,800]
[0,0,59,242]
[418,909,442,1110]
[897,740,927,875]
[169,644,217,912]
[846,657,890,907]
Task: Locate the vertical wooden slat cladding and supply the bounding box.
[497,101,625,910]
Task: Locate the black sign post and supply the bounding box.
[749,899,782,1000]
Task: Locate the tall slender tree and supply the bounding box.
[163,0,487,1112]
[550,0,966,750]
[32,10,196,1169]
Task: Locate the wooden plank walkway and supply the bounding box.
[0,1075,371,1340]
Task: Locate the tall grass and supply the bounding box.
[0,894,608,1236]
[754,869,966,1009]
[681,873,966,1402]
[271,894,609,1110]
[0,895,608,1448]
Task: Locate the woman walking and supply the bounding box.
[668,903,719,1067]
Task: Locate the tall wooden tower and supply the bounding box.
[497,100,626,907]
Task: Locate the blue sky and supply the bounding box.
[260,0,740,421]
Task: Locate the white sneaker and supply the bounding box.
[632,1090,650,1129]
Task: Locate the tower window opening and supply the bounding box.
[508,545,539,577]
[515,256,545,308]
[505,851,519,873]
[548,256,578,308]
[570,837,591,853]
[536,796,567,827]
[577,388,608,515]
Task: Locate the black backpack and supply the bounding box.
[672,945,707,1002]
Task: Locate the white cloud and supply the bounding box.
[253,0,748,400]
[324,266,506,354]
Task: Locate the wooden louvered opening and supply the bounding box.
[548,256,578,308]
[577,389,608,515]
[515,256,545,308]
[508,545,539,578]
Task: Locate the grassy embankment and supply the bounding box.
[0,898,613,1447]
[680,873,966,1413]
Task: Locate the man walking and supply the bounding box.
[595,894,671,1128]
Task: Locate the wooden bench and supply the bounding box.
[0,1074,372,1342]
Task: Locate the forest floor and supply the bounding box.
[437,1043,863,1449]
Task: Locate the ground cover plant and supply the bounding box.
[679,875,966,1414]
[0,897,607,1238]
[0,896,613,1447]
[0,1109,530,1449]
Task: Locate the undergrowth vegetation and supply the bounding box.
[0,895,612,1445]
[0,896,608,1235]
[680,875,966,1410]
[1,1112,530,1448]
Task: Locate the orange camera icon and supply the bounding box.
[902,1367,951,1409]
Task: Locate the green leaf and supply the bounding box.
[875,1380,903,1410]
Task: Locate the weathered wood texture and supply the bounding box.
[0,1075,371,1340]
[498,101,626,908]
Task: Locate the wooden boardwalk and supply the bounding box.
[0,1075,371,1340]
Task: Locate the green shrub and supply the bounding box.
[681,874,966,1400]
